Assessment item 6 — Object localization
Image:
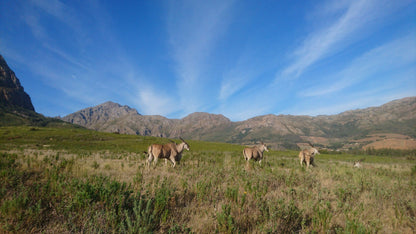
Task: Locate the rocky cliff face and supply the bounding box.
[0,55,35,111]
[62,97,416,149]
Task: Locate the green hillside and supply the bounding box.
[0,105,76,128]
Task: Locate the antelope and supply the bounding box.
[353,159,364,168]
[299,144,320,168]
[146,137,190,168]
[243,142,269,165]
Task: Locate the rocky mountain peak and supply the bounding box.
[61,101,139,129]
[182,112,230,124]
[0,54,35,111]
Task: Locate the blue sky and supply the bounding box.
[1,0,415,121]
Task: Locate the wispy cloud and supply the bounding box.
[219,75,248,101]
[14,0,148,114]
[291,97,380,116]
[23,0,83,44]
[31,0,77,27]
[217,100,271,122]
[218,43,278,102]
[19,1,90,71]
[219,59,254,101]
[22,8,47,41]
[301,33,416,97]
[134,86,177,116]
[287,85,416,117]
[42,43,90,71]
[167,0,235,113]
[279,0,410,80]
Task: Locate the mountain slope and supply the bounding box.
[0,54,34,111]
[62,97,416,149]
[0,54,78,128]
[62,101,140,130]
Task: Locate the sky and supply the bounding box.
[0,0,415,121]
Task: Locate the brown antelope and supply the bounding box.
[299,144,320,168]
[146,137,190,168]
[243,142,269,165]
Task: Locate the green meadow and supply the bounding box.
[1,126,415,233]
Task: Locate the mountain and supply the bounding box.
[0,54,75,128]
[63,101,140,130]
[62,97,416,150]
[62,104,233,139]
[0,54,34,111]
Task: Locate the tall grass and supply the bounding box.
[0,126,415,233]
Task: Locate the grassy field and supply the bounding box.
[1,126,415,233]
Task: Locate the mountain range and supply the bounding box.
[61,97,416,150]
[1,53,415,150]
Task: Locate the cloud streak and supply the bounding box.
[134,86,177,116]
[279,0,410,80]
[166,0,235,113]
[219,61,253,101]
[301,33,416,97]
[10,1,144,115]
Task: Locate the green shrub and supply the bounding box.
[216,204,236,233]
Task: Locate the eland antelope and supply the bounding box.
[353,160,363,168]
[243,142,269,165]
[299,146,320,168]
[146,137,190,168]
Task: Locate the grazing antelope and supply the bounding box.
[146,137,190,168]
[299,145,320,168]
[243,142,269,165]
